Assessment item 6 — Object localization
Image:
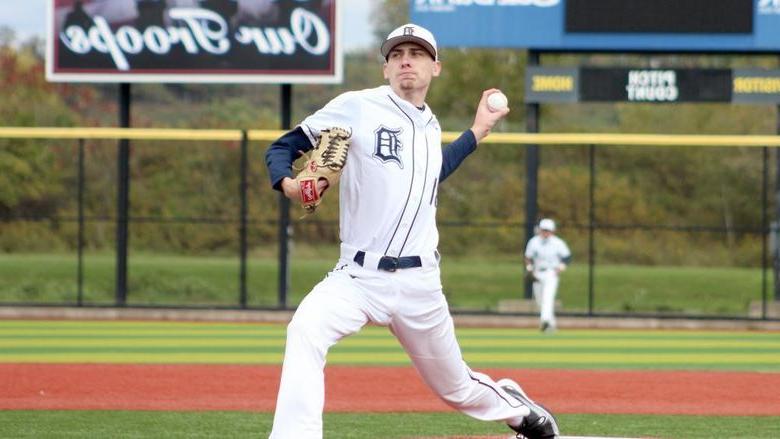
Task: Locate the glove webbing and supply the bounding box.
[319,130,349,170]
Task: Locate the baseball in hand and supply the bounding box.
[487,91,508,112]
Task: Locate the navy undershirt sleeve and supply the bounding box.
[439,129,477,183]
[265,127,314,191]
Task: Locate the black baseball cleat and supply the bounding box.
[497,378,560,439]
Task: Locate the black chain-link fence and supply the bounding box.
[1,130,777,320]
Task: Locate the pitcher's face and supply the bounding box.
[383,43,441,92]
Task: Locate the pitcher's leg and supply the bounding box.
[269,273,369,439]
[391,294,529,422]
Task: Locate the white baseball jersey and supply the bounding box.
[300,85,442,259]
[525,235,571,271]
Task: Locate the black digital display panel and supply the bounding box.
[566,0,753,34]
[524,67,780,104]
[578,68,733,103]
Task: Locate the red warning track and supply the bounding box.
[2,364,779,415]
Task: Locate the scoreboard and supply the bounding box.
[412,0,780,52]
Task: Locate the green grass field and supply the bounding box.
[0,253,769,316]
[1,320,779,438]
[2,320,779,370]
[1,411,778,438]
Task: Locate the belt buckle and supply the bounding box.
[379,256,399,272]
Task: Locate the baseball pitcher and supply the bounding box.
[265,23,560,439]
[524,218,572,332]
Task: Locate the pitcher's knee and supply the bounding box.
[439,387,472,408]
[286,312,319,340]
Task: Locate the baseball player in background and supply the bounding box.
[524,218,571,333]
[265,23,559,439]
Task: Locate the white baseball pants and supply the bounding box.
[532,269,559,327]
[269,258,530,438]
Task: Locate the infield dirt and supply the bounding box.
[2,364,778,416]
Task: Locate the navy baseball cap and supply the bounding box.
[381,23,438,61]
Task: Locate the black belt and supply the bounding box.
[353,251,422,272]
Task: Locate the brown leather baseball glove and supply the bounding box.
[296,127,351,214]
